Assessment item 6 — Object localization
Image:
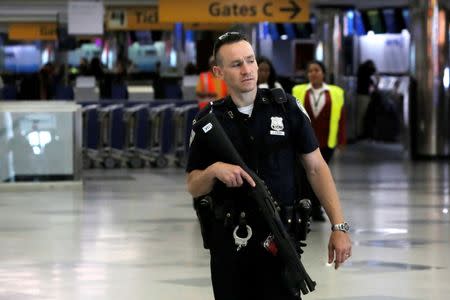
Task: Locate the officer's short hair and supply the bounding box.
[213,32,248,65]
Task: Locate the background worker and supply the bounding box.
[257,56,283,90]
[196,56,228,109]
[292,60,346,222]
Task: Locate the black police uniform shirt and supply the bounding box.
[186,88,318,216]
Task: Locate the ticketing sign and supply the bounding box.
[106,6,174,30]
[159,0,309,23]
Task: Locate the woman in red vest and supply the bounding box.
[292,60,346,221]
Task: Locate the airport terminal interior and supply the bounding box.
[1,0,450,299]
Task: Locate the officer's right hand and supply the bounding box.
[212,162,256,188]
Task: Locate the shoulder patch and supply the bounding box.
[295,99,311,122]
[189,129,195,147]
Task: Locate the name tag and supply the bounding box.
[270,130,285,136]
[202,123,213,133]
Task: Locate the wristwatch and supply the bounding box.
[331,222,350,233]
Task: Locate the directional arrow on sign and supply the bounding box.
[280,0,301,20]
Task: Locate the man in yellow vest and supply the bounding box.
[292,60,346,221]
[196,56,228,110]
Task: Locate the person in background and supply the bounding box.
[292,60,346,222]
[152,61,164,99]
[89,57,104,80]
[187,32,351,300]
[196,56,227,109]
[39,62,55,100]
[356,59,377,139]
[78,57,89,75]
[88,57,111,100]
[113,60,127,84]
[184,62,198,75]
[257,56,283,90]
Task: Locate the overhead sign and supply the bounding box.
[106,6,173,30]
[9,23,57,41]
[68,1,104,35]
[159,0,309,23]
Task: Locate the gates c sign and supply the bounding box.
[159,0,309,23]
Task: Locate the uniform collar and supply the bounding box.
[307,82,329,91]
[224,89,267,110]
[223,89,266,119]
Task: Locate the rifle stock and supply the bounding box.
[192,113,316,296]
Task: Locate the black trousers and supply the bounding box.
[209,219,300,300]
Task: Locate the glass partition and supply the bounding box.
[0,102,81,183]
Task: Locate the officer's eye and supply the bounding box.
[247,59,255,64]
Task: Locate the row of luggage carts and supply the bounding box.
[81,100,199,169]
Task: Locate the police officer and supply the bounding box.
[186,32,351,300]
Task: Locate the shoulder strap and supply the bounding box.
[270,88,287,112]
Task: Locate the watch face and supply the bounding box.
[333,222,349,232]
[342,223,350,231]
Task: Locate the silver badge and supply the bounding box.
[270,116,285,136]
[270,117,284,131]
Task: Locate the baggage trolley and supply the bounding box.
[82,104,101,169]
[133,103,174,168]
[121,103,149,168]
[172,104,198,168]
[97,104,125,168]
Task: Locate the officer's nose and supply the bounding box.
[240,62,251,75]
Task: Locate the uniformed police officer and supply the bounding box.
[186,32,352,300]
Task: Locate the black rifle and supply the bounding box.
[192,113,316,296]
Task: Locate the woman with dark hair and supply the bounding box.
[292,60,346,221]
[257,56,283,89]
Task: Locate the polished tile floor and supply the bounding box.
[0,142,449,300]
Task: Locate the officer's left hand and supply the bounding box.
[328,231,352,270]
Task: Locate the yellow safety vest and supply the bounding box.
[292,84,344,148]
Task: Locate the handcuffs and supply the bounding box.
[233,224,252,251]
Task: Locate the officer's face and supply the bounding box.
[213,41,258,94]
[307,63,325,86]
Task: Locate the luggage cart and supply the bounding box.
[82,104,100,169]
[97,104,125,168]
[121,104,149,168]
[145,103,174,168]
[172,104,199,168]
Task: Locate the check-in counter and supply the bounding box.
[0,101,82,184]
[128,85,154,101]
[75,85,155,102]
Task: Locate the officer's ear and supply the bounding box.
[212,65,224,79]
